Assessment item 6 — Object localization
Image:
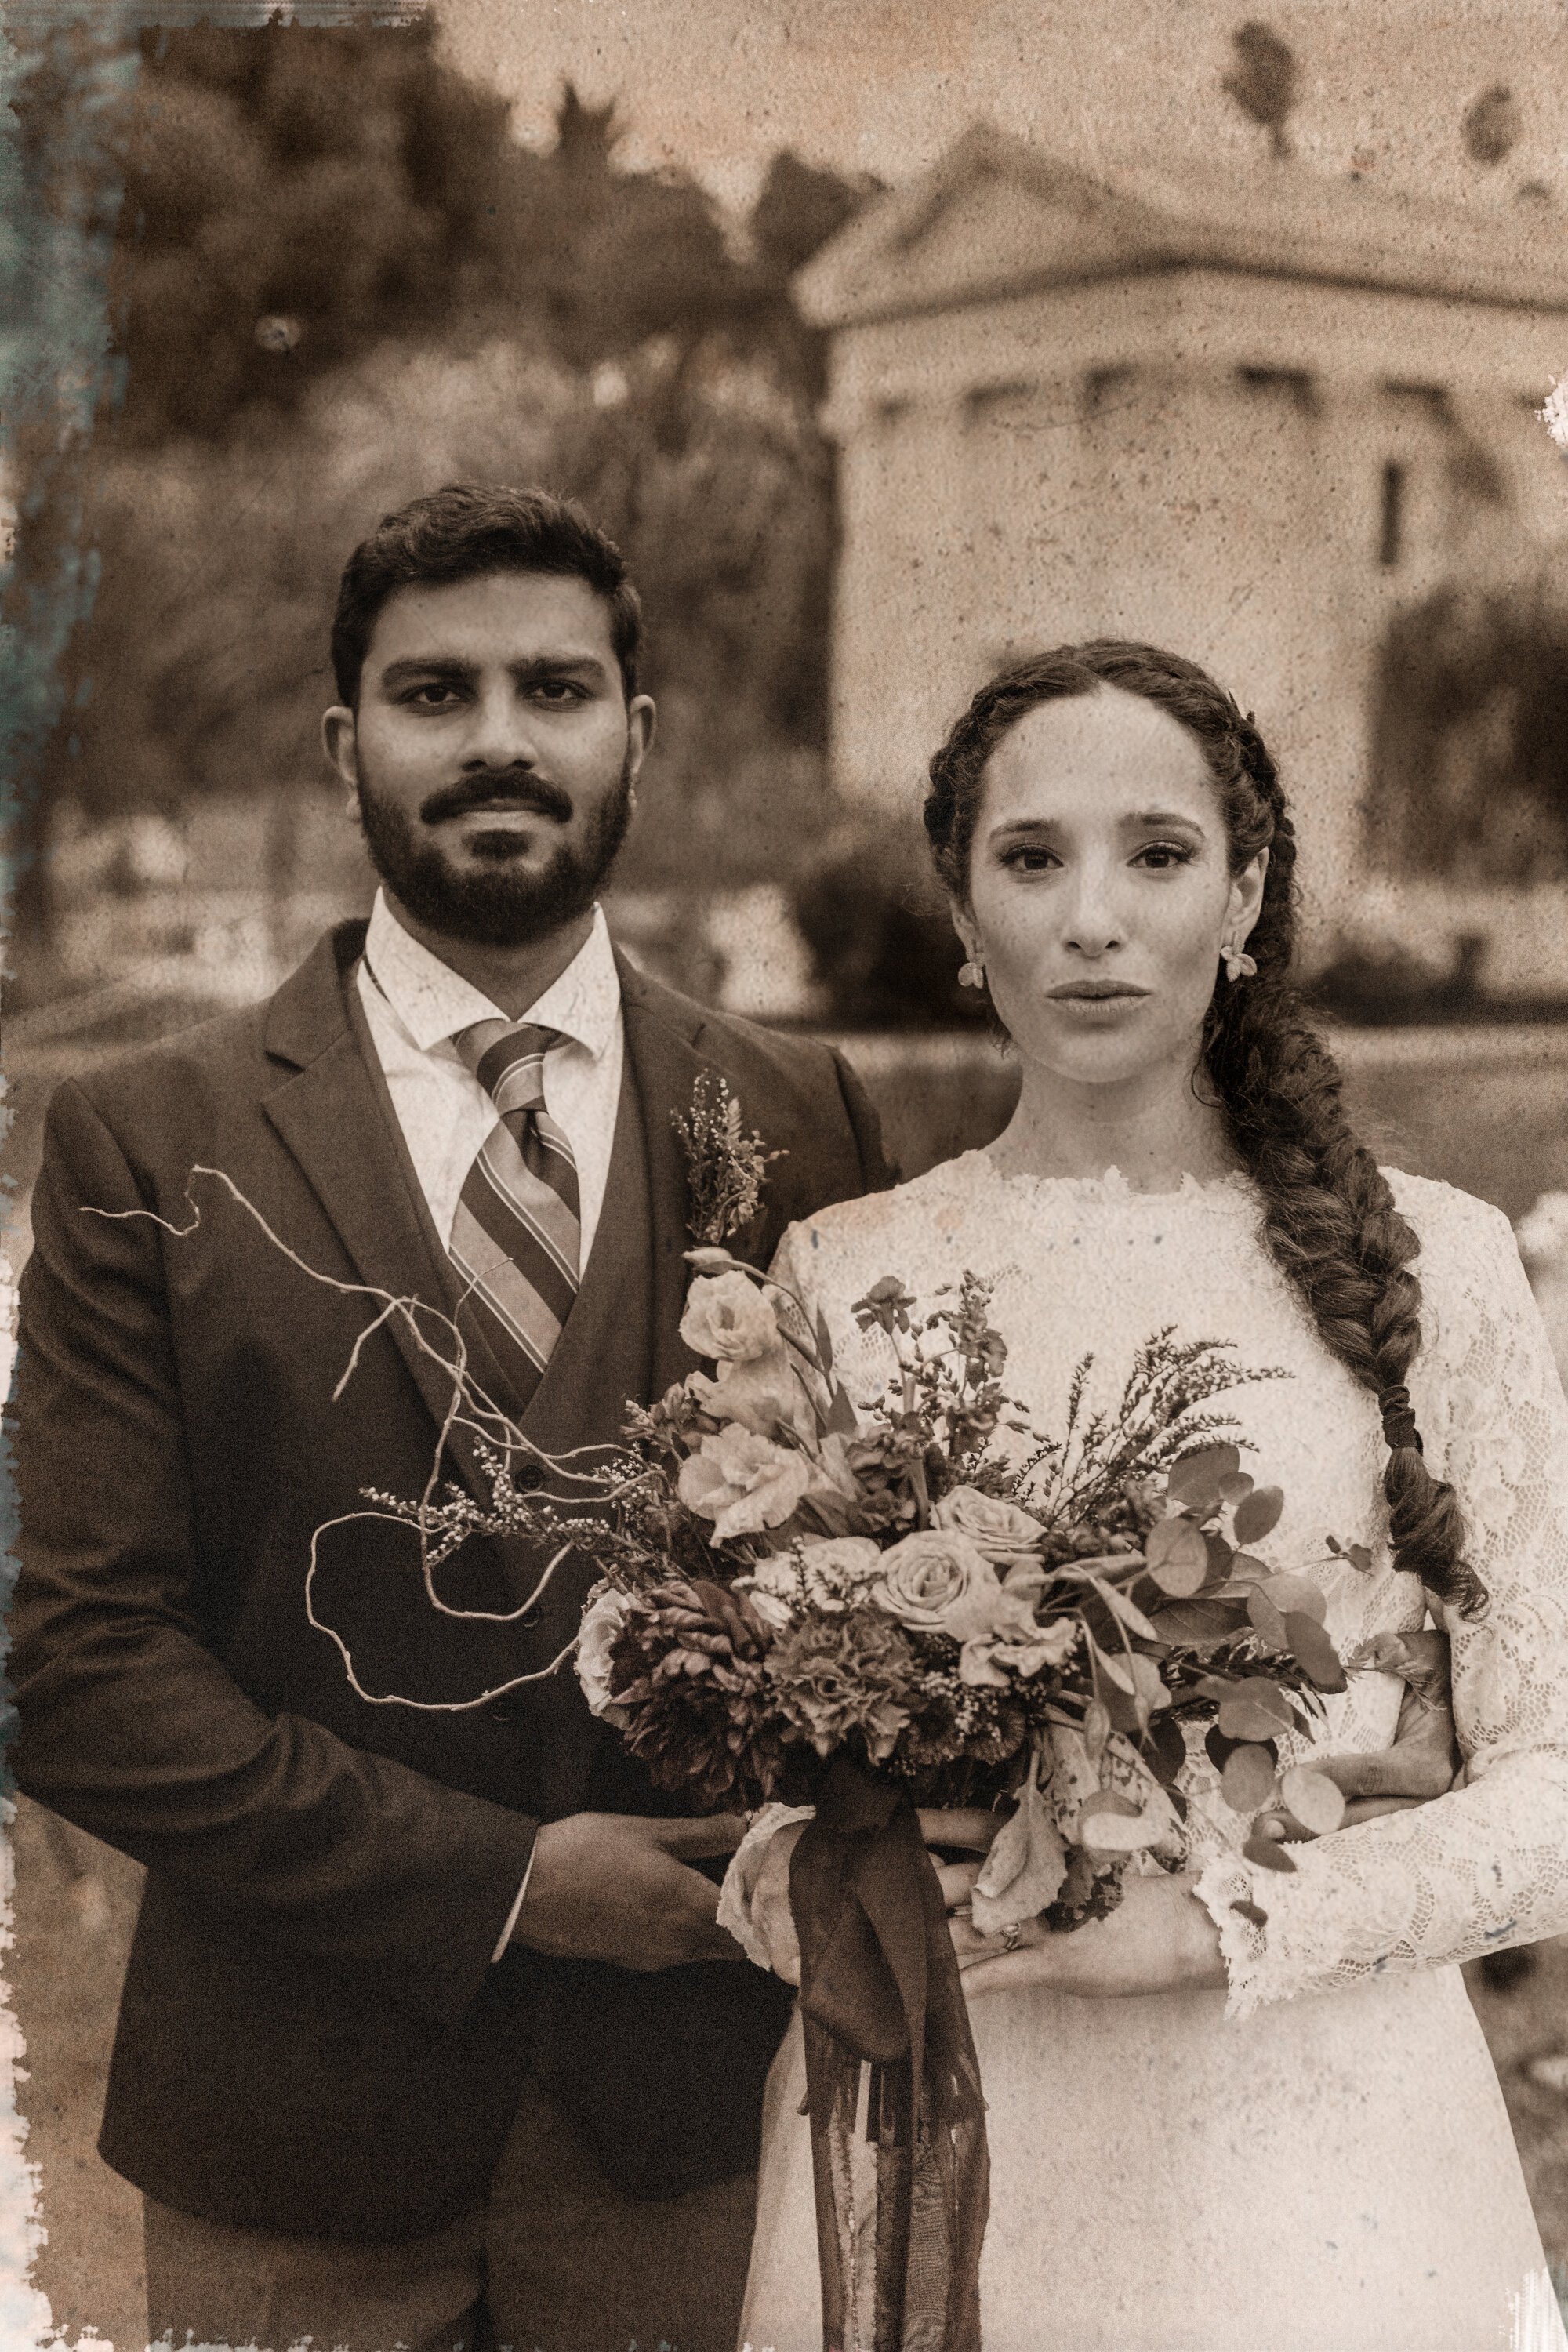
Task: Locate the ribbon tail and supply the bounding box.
[791,1761,989,2352]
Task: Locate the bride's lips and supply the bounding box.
[1046,981,1152,1002]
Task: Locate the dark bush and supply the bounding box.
[792,822,989,1030]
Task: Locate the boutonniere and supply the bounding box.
[672,1071,786,1247]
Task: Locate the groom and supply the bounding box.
[9,484,891,2351]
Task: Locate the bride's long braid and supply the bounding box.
[924,641,1488,1620]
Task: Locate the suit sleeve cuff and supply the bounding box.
[492,1843,537,1963]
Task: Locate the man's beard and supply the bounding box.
[355,750,634,948]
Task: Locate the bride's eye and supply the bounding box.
[1134,842,1195,871]
[1000,844,1060,874]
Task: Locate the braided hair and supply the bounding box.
[924,641,1487,1620]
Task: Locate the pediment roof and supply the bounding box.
[795,123,1568,326]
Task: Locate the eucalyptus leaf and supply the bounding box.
[1279,1764,1347,1837]
[1128,1653,1171,1715]
[1247,1585,1290,1651]
[1233,1484,1285,1544]
[1230,1897,1270,1927]
[1082,1699,1112,1764]
[971,1757,1067,1933]
[1146,1516,1209,1597]
[1218,1472,1255,1506]
[1089,1576,1160,1642]
[1217,1680,1298,1744]
[1150,1595,1248,1645]
[1261,1573,1327,1625]
[1169,1443,1242,1509]
[1284,1612,1348,1693]
[1243,1834,1298,1874]
[1141,1708,1188,1788]
[1080,1798,1169,1853]
[1220,1743,1279,1814]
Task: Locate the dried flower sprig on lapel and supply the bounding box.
[673,1071,785,1247]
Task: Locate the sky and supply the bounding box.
[437,0,1568,214]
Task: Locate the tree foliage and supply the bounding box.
[1367,555,1568,884]
[1221,21,1298,160]
[11,16,877,964]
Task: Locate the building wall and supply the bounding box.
[824,266,1568,949]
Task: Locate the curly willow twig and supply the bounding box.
[84,1164,622,1712]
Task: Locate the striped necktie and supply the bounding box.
[448,1019,581,1413]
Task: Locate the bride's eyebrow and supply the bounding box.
[1123,810,1207,837]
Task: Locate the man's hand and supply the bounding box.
[749,1806,1000,1988]
[510,1811,747,1971]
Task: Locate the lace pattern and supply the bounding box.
[771,1158,1568,2021]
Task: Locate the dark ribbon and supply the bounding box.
[789,1756,989,2352]
[1379,1382,1422,1454]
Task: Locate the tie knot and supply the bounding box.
[456,1019,564,1112]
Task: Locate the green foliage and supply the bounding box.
[18,20,880,933]
[1367,554,1568,885]
[1221,21,1298,158]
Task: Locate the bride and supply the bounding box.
[726,642,1568,2352]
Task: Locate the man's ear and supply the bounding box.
[626,694,656,786]
[322,706,358,814]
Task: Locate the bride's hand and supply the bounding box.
[1256,1631,1461,1838]
[950,1871,1227,2001]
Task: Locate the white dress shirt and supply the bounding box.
[356,889,626,1959]
[357,887,625,1267]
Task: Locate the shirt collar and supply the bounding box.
[362,890,620,1062]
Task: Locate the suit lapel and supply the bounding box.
[617,953,713,1403]
[260,927,498,1501]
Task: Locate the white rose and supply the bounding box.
[870,1528,1007,1644]
[933,1484,1046,1562]
[677,1425,813,1542]
[575,1585,632,1725]
[679,1272,782,1365]
[747,1536,884,1619]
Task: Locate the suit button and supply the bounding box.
[514,1461,545,1493]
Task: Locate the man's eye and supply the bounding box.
[531,681,586,705]
[405,683,463,708]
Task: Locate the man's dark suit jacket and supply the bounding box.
[9,920,891,2241]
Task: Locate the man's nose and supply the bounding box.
[460,684,539,769]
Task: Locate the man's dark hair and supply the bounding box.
[330,482,642,706]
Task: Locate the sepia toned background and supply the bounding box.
[5,2,1568,2343]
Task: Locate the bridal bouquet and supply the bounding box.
[525,1250,1358,2352]
[569,1252,1354,1926]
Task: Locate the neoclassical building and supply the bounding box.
[797,127,1568,950]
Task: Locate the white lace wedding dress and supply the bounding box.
[734,1154,1568,2352]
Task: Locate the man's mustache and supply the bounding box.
[419,771,574,825]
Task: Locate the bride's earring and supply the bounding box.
[958,958,985,989]
[1221,939,1258,983]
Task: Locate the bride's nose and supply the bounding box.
[1060,862,1127,959]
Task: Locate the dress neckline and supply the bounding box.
[951,1149,1257,1210]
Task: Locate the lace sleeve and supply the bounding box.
[1196,1182,1568,2017]
[766,1215,898,1410]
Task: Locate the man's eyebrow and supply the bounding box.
[509,652,611,681]
[378,656,476,686]
[376,652,611,684]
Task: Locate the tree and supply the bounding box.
[8,23,879,982]
[1222,21,1299,161]
[1461,84,1521,169]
